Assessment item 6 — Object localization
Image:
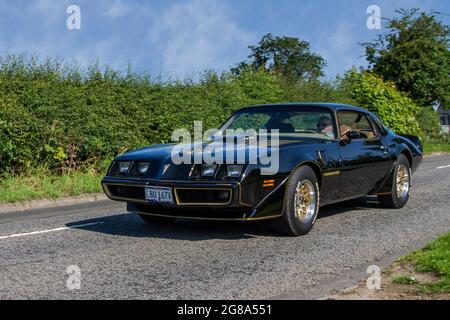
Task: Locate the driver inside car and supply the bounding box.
[316,116,335,138]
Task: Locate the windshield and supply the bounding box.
[218,106,337,140]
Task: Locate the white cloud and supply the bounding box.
[104,0,132,18]
[147,0,255,77]
[317,21,361,78]
[29,0,70,26]
[330,22,353,49]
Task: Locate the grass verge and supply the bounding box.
[0,169,103,204]
[401,233,450,293]
[392,275,418,285]
[328,232,450,300]
[423,142,450,154]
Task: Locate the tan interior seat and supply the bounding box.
[363,131,376,139]
[339,125,351,139]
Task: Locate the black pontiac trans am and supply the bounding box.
[102,103,422,236]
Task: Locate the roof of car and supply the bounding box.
[242,102,369,113]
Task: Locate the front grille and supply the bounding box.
[175,189,231,205]
[106,184,233,205]
[107,185,145,200]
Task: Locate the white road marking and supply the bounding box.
[0,222,104,240]
[437,165,450,169]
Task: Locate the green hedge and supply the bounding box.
[342,70,422,136]
[0,55,446,176]
[0,56,287,174]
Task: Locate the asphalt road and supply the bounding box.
[1,155,449,299]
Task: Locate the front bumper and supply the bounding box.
[101,177,283,221]
[102,178,245,206]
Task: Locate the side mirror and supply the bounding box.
[346,131,361,140]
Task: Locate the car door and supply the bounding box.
[336,111,392,199]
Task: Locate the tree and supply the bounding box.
[232,33,326,82]
[363,9,450,109]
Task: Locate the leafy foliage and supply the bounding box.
[233,33,326,82]
[0,55,286,174]
[282,79,355,105]
[0,54,446,179]
[342,70,421,135]
[417,106,443,139]
[363,9,450,109]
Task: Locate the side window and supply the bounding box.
[286,112,337,139]
[227,113,271,131]
[337,111,378,140]
[370,117,384,136]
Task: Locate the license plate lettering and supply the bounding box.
[145,187,173,204]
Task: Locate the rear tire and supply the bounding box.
[274,166,320,236]
[138,214,176,224]
[378,154,411,209]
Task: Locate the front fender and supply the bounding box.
[398,134,423,153]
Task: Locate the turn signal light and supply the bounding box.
[263,179,275,188]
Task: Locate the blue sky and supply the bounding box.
[0,0,448,80]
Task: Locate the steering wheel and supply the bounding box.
[359,131,368,139]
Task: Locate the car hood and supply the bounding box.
[117,137,320,162]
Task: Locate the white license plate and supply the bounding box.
[145,187,174,204]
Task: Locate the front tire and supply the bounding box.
[274,166,320,236]
[378,154,411,208]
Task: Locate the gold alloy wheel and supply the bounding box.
[396,164,410,200]
[294,180,317,223]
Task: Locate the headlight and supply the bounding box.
[118,161,132,174]
[201,164,217,177]
[137,162,150,175]
[226,165,243,177]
